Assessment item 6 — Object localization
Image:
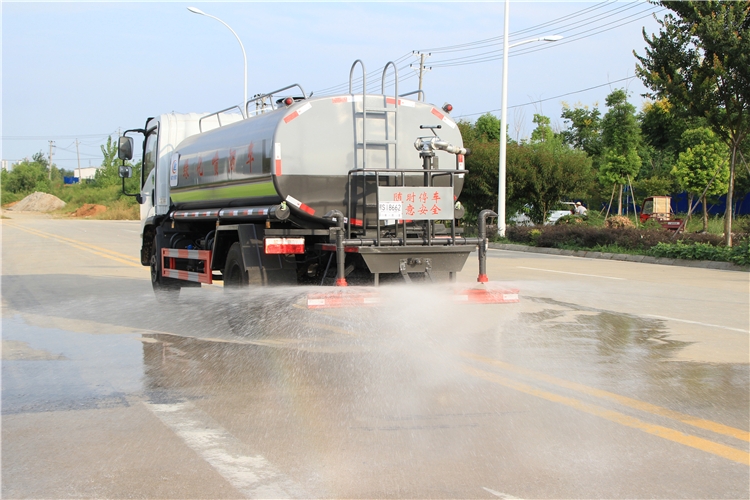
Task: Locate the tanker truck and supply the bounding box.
[118,61,515,306]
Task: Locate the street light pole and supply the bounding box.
[188,6,248,114]
[497,0,562,236]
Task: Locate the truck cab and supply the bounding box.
[640,196,683,231]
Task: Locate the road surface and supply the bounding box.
[2,214,748,498]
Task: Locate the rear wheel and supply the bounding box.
[223,242,249,287]
[223,242,253,334]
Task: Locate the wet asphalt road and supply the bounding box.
[2,214,748,499]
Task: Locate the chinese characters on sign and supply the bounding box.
[377,186,454,220]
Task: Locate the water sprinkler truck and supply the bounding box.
[118,61,518,307]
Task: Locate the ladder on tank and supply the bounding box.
[346,60,430,240]
[349,59,400,171]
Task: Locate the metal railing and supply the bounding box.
[198,105,244,133]
[346,167,465,248]
[244,83,308,117]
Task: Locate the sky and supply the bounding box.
[2,1,664,172]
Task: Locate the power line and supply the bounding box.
[429,5,662,67]
[3,131,117,140]
[312,53,414,96]
[453,76,638,120]
[418,1,617,53]
[313,2,663,97]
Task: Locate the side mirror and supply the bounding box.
[118,136,134,161]
[119,165,132,179]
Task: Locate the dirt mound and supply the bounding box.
[7,192,66,212]
[71,204,107,218]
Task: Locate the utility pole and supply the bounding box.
[48,140,55,180]
[76,139,82,182]
[410,51,432,92]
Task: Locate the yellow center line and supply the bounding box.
[460,351,750,443]
[462,364,750,466]
[7,223,144,268]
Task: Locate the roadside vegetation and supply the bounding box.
[501,215,750,267]
[1,138,141,219]
[2,2,748,264]
[457,1,750,265]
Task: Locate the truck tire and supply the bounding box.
[223,242,249,287]
[151,235,180,300]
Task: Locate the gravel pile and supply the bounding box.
[7,192,66,212]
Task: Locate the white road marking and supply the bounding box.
[483,487,523,499]
[145,401,307,499]
[517,266,626,280]
[645,314,749,334]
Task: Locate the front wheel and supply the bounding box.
[151,236,180,300]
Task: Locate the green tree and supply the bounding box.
[458,119,530,221]
[93,136,141,194]
[637,98,688,188]
[530,114,555,144]
[672,127,730,232]
[474,113,501,143]
[459,116,594,224]
[512,140,593,224]
[560,103,603,158]
[632,176,675,200]
[94,136,122,187]
[635,0,750,245]
[2,152,51,194]
[639,99,687,159]
[599,89,641,215]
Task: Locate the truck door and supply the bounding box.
[141,125,158,221]
[143,120,170,216]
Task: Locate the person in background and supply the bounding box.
[575,202,588,216]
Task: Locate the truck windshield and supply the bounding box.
[143,128,158,188]
[643,200,653,214]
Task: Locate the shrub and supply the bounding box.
[506,224,725,252]
[641,218,664,230]
[506,226,535,244]
[649,241,732,262]
[729,237,750,266]
[535,225,615,248]
[555,214,586,225]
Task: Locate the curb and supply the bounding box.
[489,243,749,272]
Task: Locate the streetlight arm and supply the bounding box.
[496,3,562,238]
[188,7,248,113]
[508,35,563,50]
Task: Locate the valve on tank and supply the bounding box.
[414,125,470,170]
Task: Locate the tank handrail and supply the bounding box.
[381,61,399,170]
[399,90,425,102]
[198,105,244,133]
[380,61,398,96]
[349,59,367,171]
[348,167,465,175]
[244,83,308,117]
[348,59,366,95]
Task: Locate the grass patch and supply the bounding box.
[555,242,641,255]
[93,199,139,220]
